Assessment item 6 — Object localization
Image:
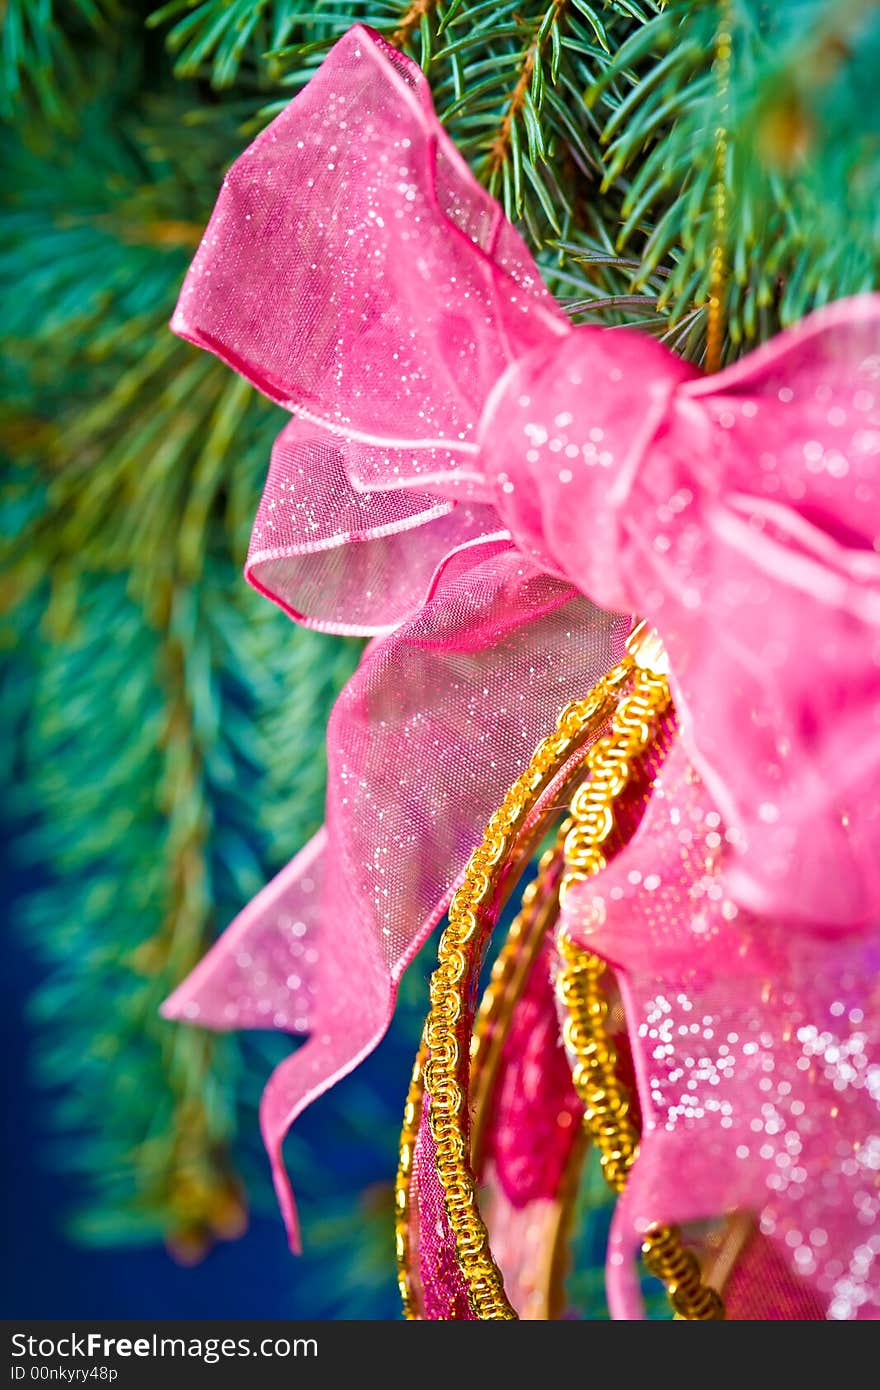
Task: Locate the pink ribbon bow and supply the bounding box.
[164,23,880,1304]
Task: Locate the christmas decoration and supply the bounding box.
[2,11,362,1271]
[164,26,880,1318]
[5,0,879,1320]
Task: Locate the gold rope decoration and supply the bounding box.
[397,835,579,1320]
[469,819,570,1172]
[557,648,724,1319]
[706,0,732,373]
[424,657,634,1319]
[556,939,724,1319]
[556,658,671,1190]
[556,936,641,1195]
[395,1036,426,1320]
[397,626,725,1318]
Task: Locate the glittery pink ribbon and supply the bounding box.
[578,737,880,1319]
[163,26,880,1313]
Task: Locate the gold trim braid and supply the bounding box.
[557,662,724,1320]
[469,817,570,1174]
[424,657,634,1319]
[556,937,724,1319]
[396,1037,426,1319]
[398,630,725,1319]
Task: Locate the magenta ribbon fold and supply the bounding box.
[163,25,880,1312]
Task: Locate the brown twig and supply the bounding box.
[488,0,567,179]
[489,42,537,176]
[392,0,438,49]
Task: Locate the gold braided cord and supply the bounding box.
[556,935,641,1195]
[556,663,671,1193]
[642,1225,725,1320]
[469,826,582,1321]
[424,657,635,1319]
[556,937,723,1319]
[557,662,724,1320]
[706,0,732,374]
[396,1035,426,1320]
[398,630,726,1319]
[469,818,570,1173]
[396,830,578,1320]
[561,663,671,896]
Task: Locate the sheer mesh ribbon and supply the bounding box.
[164,25,880,1313]
[569,742,880,1319]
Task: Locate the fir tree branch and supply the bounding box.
[0,0,117,121]
[591,0,880,353]
[392,0,439,51]
[3,72,359,1251]
[487,33,537,180]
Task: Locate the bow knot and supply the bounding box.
[479,326,698,613]
[171,23,880,928]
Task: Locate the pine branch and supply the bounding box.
[392,0,439,50]
[591,0,880,354]
[417,3,664,284]
[147,0,400,88]
[3,74,359,1250]
[0,0,119,121]
[8,554,358,1250]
